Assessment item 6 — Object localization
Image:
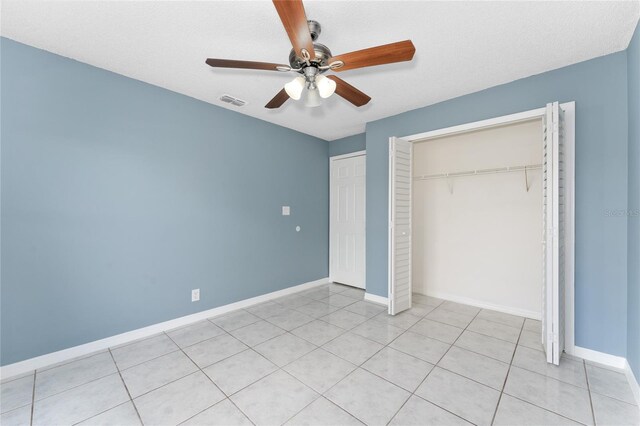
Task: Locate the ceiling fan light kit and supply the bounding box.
[206,0,416,109]
[316,75,337,98]
[305,88,322,108]
[284,76,305,100]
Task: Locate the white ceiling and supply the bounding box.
[2,1,639,141]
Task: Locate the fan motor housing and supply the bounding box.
[288,21,332,73]
[289,43,332,72]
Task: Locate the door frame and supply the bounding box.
[389,102,576,355]
[329,150,367,289]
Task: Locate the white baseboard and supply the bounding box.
[0,277,330,380]
[424,291,541,320]
[572,346,627,370]
[625,360,640,408]
[364,293,389,306]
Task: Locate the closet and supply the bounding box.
[389,101,575,365]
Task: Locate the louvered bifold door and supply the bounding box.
[542,101,565,365]
[389,137,412,315]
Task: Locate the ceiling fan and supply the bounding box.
[206,0,416,109]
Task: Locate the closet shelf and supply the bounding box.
[413,163,542,181]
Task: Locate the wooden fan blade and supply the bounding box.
[329,40,415,72]
[327,76,371,107]
[272,0,315,60]
[265,89,290,109]
[206,58,289,72]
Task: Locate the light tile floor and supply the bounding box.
[1,284,639,426]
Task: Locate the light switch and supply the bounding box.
[282,206,290,216]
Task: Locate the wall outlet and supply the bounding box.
[282,206,290,216]
[191,289,200,302]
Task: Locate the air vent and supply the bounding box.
[219,94,246,107]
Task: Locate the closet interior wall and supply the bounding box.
[412,119,544,318]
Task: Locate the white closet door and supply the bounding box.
[330,154,366,289]
[388,137,412,315]
[542,101,565,365]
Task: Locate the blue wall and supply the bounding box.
[0,38,329,365]
[329,133,366,157]
[365,52,630,356]
[627,21,640,378]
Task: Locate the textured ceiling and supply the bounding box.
[2,0,639,140]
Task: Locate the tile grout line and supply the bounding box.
[502,356,591,390]
[116,347,183,373]
[208,314,262,332]
[18,350,116,399]
[501,393,591,426]
[31,349,110,375]
[70,401,136,426]
[27,371,127,408]
[107,348,144,426]
[588,390,640,407]
[109,333,167,353]
[584,360,597,426]
[29,370,36,426]
[115,356,213,401]
[489,315,525,426]
[281,395,364,426]
[407,308,526,347]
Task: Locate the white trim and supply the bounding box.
[364,292,389,306]
[392,102,576,358]
[388,140,393,313]
[573,346,627,370]
[329,150,366,161]
[562,102,576,355]
[624,360,640,408]
[0,277,330,380]
[401,107,547,142]
[424,291,541,320]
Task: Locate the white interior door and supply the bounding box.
[330,154,366,289]
[388,137,412,315]
[542,101,566,365]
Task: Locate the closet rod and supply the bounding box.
[413,164,542,181]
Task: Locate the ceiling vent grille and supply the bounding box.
[219,94,246,107]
